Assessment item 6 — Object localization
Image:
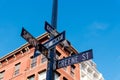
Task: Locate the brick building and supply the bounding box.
[0,33,80,80]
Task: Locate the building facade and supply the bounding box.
[0,33,80,80]
[80,60,104,80]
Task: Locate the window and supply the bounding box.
[55,72,60,80]
[38,71,60,80]
[93,73,98,79]
[81,62,87,70]
[31,57,37,68]
[63,57,67,70]
[63,77,68,80]
[56,50,61,59]
[63,66,67,71]
[14,63,20,76]
[70,52,75,56]
[38,71,46,80]
[27,75,35,80]
[0,70,5,80]
[41,55,47,63]
[71,65,75,76]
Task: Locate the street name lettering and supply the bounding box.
[56,49,93,69]
[45,21,70,47]
[43,31,65,49]
[21,28,38,47]
[57,55,78,68]
[45,21,58,36]
[21,28,48,57]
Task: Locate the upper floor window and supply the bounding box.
[38,71,46,80]
[56,50,61,59]
[41,55,47,63]
[27,75,35,80]
[63,77,68,80]
[62,57,67,70]
[71,65,75,76]
[14,63,20,76]
[31,57,37,68]
[55,72,60,80]
[0,70,5,80]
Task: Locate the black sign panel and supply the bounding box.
[21,27,38,47]
[45,21,58,36]
[21,28,47,56]
[45,21,70,47]
[43,31,65,49]
[56,49,93,69]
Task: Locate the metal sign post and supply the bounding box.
[46,0,58,80]
[45,24,65,80]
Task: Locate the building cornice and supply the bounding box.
[0,32,78,62]
[0,32,49,62]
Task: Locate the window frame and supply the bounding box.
[27,75,35,80]
[0,70,5,80]
[31,57,37,68]
[41,55,47,63]
[14,63,20,76]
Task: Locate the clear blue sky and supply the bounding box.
[0,0,120,80]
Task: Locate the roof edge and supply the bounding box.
[0,32,48,61]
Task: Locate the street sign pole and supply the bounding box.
[46,48,56,80]
[46,0,58,80]
[21,1,93,80]
[51,0,58,29]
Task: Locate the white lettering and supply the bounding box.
[71,56,78,64]
[57,56,78,68]
[22,31,38,47]
[44,34,63,49]
[47,25,58,36]
[82,52,89,61]
[28,39,37,47]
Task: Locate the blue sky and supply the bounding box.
[0,0,120,80]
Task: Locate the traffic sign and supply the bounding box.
[56,49,93,69]
[45,21,70,47]
[21,27,38,47]
[45,21,58,36]
[43,31,65,49]
[21,27,48,57]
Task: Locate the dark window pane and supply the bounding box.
[14,63,20,75]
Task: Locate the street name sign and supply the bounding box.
[21,27,38,47]
[43,31,65,49]
[45,21,58,36]
[45,21,70,47]
[56,49,93,69]
[21,27,48,56]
